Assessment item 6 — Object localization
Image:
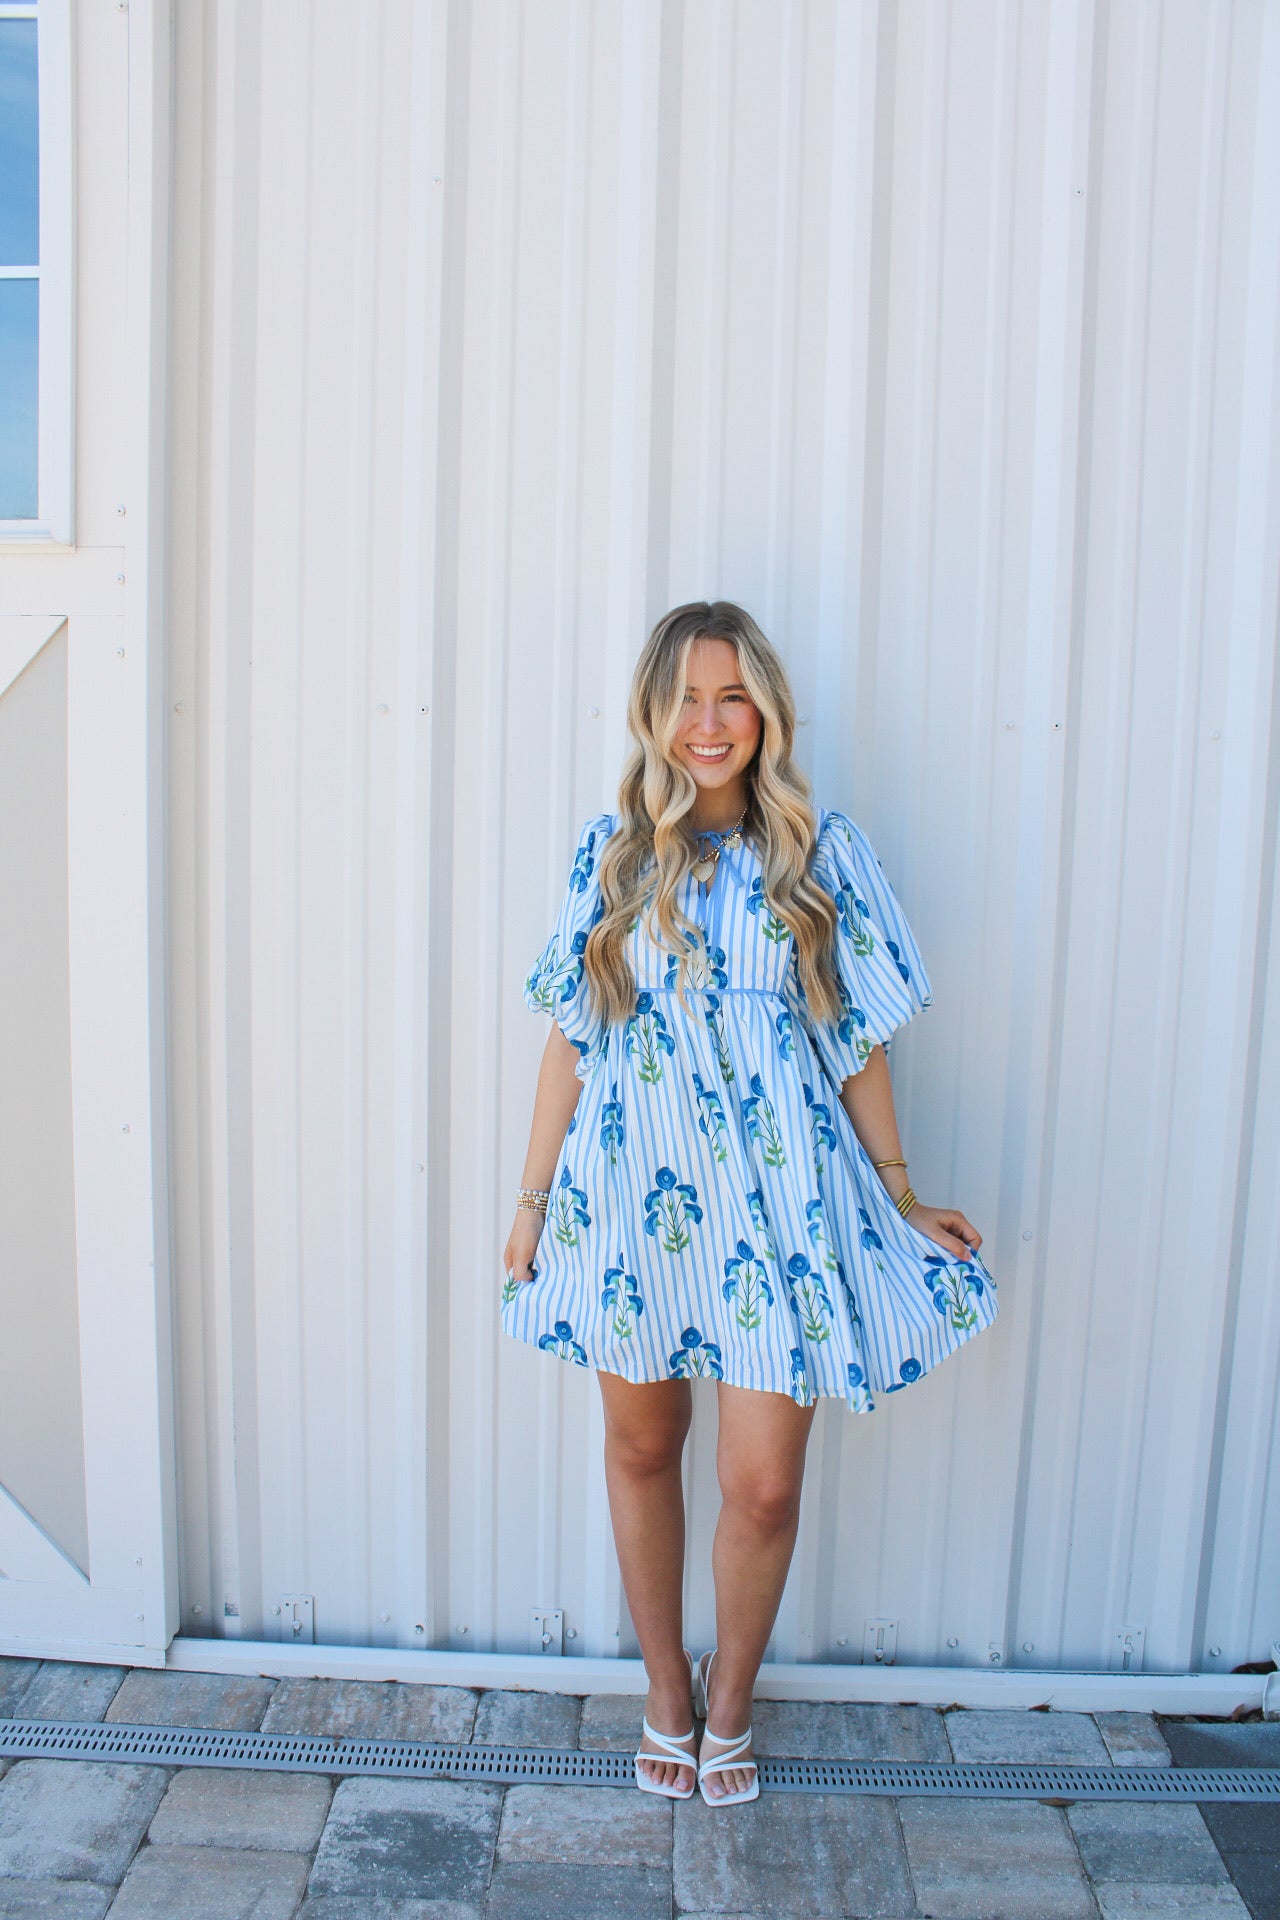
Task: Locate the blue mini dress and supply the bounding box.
[501,807,998,1411]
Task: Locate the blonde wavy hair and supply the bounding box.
[582,600,846,1028]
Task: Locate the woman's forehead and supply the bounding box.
[684,634,744,690]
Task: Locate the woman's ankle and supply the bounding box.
[644,1650,691,1693]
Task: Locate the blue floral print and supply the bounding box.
[599,1083,625,1164]
[747,875,791,943]
[624,990,676,1084]
[601,1252,644,1339]
[803,1081,838,1176]
[722,1240,774,1331]
[504,806,999,1410]
[785,1253,834,1345]
[538,1320,589,1366]
[643,1166,704,1253]
[548,1166,591,1247]
[923,1250,986,1332]
[742,1071,787,1168]
[692,1070,730,1164]
[669,1326,724,1380]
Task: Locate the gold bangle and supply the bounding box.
[895,1187,918,1217]
[874,1158,907,1170]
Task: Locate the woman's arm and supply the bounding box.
[503,1022,584,1283]
[837,1044,981,1261]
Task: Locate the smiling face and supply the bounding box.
[673,637,763,821]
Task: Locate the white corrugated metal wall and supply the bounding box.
[164,0,1280,1675]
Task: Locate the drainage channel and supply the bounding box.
[1,1720,1278,1801]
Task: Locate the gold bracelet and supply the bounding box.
[895,1186,918,1217]
[516,1187,550,1213]
[874,1157,907,1170]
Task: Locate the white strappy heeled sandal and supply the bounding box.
[695,1648,760,1806]
[634,1648,698,1799]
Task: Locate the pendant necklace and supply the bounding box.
[691,808,748,885]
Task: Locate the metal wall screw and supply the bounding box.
[1022,1230,1033,1241]
[122,1123,130,1133]
[414,1624,425,1634]
[191,1604,202,1615]
[1209,1646,1222,1658]
[836,1635,848,1648]
[116,503,126,514]
[271,1604,281,1615]
[116,573,125,584]
[376,702,389,714]
[117,648,125,658]
[457,1625,470,1635]
[135,1557,143,1566]
[379,1612,390,1623]
[1005,719,1015,729]
[947,1637,959,1648]
[565,1626,577,1639]
[1022,1641,1034,1652]
[589,705,600,717]
[135,1612,144,1621]
[173,702,185,714]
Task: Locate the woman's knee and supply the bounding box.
[600,1378,690,1477]
[718,1465,803,1536]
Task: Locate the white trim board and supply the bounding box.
[0,614,67,697]
[162,1636,1272,1717]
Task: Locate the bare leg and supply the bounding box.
[597,1370,695,1792]
[702,1383,817,1797]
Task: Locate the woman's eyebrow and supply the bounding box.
[684,681,748,693]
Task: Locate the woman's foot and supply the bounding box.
[635,1673,697,1794]
[699,1653,756,1800]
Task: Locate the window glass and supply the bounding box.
[0,16,40,521]
[0,21,40,267]
[0,280,39,518]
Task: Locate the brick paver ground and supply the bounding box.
[0,1654,1272,1918]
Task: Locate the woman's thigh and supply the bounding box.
[715,1383,817,1507]
[597,1369,692,1465]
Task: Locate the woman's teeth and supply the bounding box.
[688,744,732,761]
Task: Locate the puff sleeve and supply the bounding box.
[523,812,615,1079]
[784,807,934,1086]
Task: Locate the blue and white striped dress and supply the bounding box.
[501,807,998,1411]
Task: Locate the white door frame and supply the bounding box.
[0,2,177,1665]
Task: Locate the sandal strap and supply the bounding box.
[638,1719,697,1764]
[698,1726,756,1775]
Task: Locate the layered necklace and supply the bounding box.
[691,807,748,884]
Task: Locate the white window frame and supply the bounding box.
[0,0,74,546]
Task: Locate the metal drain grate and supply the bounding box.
[1,1720,1277,1799]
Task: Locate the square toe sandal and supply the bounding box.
[695,1648,760,1807]
[634,1648,698,1799]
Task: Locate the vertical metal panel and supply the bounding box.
[161,0,1280,1672]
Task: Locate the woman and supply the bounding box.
[501,601,998,1806]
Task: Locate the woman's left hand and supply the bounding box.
[904,1203,981,1262]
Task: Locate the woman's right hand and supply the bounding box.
[503,1208,545,1284]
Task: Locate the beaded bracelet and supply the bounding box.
[516,1187,550,1213]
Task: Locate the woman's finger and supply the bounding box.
[940,1211,982,1254]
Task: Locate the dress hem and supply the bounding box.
[500,1286,999,1416]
